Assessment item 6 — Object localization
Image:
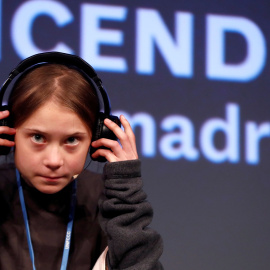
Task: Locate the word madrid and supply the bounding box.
[115,103,270,165]
[10,1,266,82]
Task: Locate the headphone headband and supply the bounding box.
[0,51,111,115]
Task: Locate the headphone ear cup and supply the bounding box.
[0,106,13,156]
[90,112,121,162]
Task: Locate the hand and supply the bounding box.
[0,110,16,147]
[91,115,138,162]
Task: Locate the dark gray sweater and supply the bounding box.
[0,160,163,269]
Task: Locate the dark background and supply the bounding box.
[1,1,270,269]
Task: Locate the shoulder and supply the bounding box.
[0,162,16,176]
[0,162,16,188]
[0,163,17,208]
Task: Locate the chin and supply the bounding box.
[35,182,69,194]
[37,186,63,194]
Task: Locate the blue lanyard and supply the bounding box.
[16,169,77,270]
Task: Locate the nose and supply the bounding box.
[43,145,64,170]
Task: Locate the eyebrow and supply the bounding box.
[22,128,89,137]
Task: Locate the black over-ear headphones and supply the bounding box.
[0,51,121,162]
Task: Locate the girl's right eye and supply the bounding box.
[31,134,46,144]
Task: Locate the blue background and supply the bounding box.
[1,1,270,269]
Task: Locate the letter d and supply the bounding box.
[200,103,240,163]
[206,15,266,82]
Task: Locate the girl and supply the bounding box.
[0,53,163,269]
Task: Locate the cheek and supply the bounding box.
[14,138,29,165]
[14,134,40,172]
[67,149,89,173]
[14,145,37,174]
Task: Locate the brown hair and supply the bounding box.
[9,64,100,133]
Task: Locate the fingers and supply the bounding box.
[91,142,122,162]
[0,110,16,135]
[0,126,16,135]
[91,115,138,162]
[0,110,16,147]
[120,115,137,155]
[0,110,9,120]
[0,126,16,147]
[0,138,15,147]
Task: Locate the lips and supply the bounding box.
[40,175,64,182]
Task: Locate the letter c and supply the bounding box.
[11,0,74,59]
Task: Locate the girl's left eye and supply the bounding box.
[66,137,79,145]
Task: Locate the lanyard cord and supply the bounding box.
[16,169,36,269]
[60,176,77,270]
[16,169,77,270]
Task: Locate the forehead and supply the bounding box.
[19,100,90,134]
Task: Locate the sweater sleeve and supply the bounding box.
[98,160,163,270]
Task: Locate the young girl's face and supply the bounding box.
[14,100,92,194]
